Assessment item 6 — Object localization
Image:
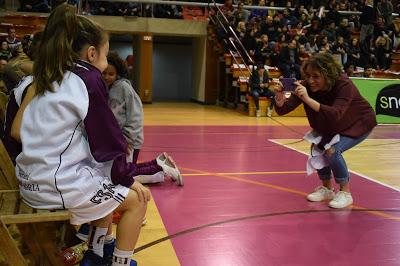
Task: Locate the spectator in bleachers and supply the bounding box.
[388,16,400,51]
[113,3,131,16]
[347,37,361,67]
[344,62,356,77]
[359,0,378,44]
[272,33,287,62]
[289,21,307,43]
[89,0,112,15]
[336,18,352,44]
[298,43,310,63]
[125,2,142,17]
[242,26,258,59]
[279,38,301,79]
[360,35,377,68]
[338,1,349,13]
[305,34,319,54]
[249,62,275,117]
[305,17,322,38]
[325,3,341,26]
[267,0,276,16]
[221,0,235,17]
[236,21,247,39]
[298,11,310,26]
[255,34,273,65]
[5,28,21,52]
[363,64,375,77]
[281,7,298,26]
[234,1,250,23]
[0,41,12,60]
[143,4,153,17]
[18,0,50,12]
[377,0,394,25]
[293,4,309,19]
[348,3,361,30]
[154,1,182,19]
[249,0,268,20]
[260,16,276,42]
[2,31,41,94]
[374,15,389,38]
[375,35,392,70]
[331,35,348,66]
[317,34,330,51]
[321,20,337,43]
[0,57,8,72]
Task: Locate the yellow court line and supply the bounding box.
[134,194,180,266]
[181,167,400,222]
[182,170,306,176]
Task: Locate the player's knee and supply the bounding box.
[124,190,148,212]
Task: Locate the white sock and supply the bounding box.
[134,171,165,184]
[105,234,114,244]
[112,247,134,266]
[88,226,108,257]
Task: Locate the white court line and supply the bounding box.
[269,139,400,193]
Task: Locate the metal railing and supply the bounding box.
[208,0,253,76]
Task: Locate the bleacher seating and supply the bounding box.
[182,6,208,21]
[0,14,47,39]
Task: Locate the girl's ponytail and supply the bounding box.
[33,4,79,95]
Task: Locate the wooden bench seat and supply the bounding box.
[0,140,72,265]
[246,95,306,117]
[247,95,271,117]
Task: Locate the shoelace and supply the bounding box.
[333,191,347,201]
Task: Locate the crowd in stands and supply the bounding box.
[6,0,400,78]
[0,28,36,95]
[15,0,185,18]
[215,0,400,78]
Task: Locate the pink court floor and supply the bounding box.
[136,125,400,266]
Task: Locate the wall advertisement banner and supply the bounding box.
[352,78,400,124]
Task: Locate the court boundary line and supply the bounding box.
[269,139,400,192]
[183,170,306,176]
[135,208,400,253]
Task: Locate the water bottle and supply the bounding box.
[61,242,87,265]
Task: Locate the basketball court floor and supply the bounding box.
[132,103,400,266]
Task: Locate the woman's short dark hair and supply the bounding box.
[301,53,342,91]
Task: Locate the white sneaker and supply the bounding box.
[166,155,184,186]
[256,109,261,117]
[329,191,353,208]
[156,153,183,186]
[306,186,335,202]
[267,107,272,117]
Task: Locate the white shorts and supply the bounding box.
[68,179,130,225]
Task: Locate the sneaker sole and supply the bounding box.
[328,201,353,209]
[306,196,334,202]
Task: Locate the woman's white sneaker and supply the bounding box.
[306,186,335,202]
[328,191,353,208]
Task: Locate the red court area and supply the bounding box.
[138,126,400,266]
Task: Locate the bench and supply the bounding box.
[247,95,272,117]
[247,94,306,117]
[0,140,72,265]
